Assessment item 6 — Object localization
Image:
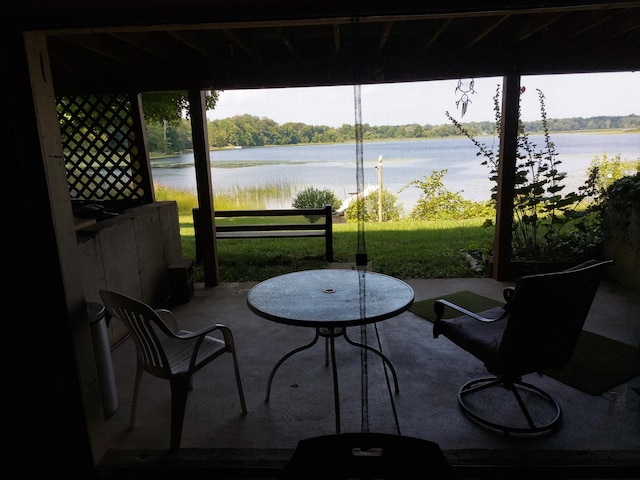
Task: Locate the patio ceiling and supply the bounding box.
[16,0,639,94]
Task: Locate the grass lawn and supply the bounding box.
[178,215,495,282]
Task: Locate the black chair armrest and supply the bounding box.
[433,299,505,338]
[434,299,504,323]
[503,287,515,302]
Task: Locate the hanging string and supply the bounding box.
[350,18,399,436]
[350,17,370,433]
[352,22,367,269]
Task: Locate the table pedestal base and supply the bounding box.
[265,326,399,433]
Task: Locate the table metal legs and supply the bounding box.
[265,325,399,433]
[343,329,400,393]
[265,328,321,402]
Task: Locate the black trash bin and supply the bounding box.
[87,302,119,419]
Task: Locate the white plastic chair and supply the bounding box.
[99,290,247,450]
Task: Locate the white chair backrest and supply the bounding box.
[100,290,173,378]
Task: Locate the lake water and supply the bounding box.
[151,133,639,214]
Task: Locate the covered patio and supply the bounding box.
[99,274,640,478]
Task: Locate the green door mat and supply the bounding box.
[410,291,640,395]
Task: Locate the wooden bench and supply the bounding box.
[192,205,334,262]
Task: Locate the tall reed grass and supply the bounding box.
[154,180,294,214]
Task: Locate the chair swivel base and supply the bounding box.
[457,376,562,434]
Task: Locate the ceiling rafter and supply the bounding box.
[222,28,262,64]
[596,8,640,39]
[464,14,511,49]
[513,12,568,42]
[415,18,452,55]
[377,21,394,52]
[333,23,341,56]
[566,9,620,38]
[167,30,227,68]
[108,32,171,61]
[277,26,301,63]
[53,34,150,68]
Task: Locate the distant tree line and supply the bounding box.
[145,113,640,153]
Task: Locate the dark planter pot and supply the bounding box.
[488,258,587,280]
[508,259,580,278]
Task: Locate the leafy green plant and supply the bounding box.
[598,172,640,249]
[446,86,598,260]
[343,188,402,222]
[588,153,627,193]
[401,169,494,221]
[292,187,342,223]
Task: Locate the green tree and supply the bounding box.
[145,122,165,152]
[141,90,219,126]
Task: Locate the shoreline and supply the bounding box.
[149,128,639,159]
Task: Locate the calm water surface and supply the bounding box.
[151,133,639,213]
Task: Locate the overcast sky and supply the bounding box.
[207,71,639,127]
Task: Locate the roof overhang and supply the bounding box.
[5,1,639,94]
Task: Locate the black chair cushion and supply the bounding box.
[435,307,506,373]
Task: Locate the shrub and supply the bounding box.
[343,188,402,222]
[292,187,342,223]
[401,169,494,221]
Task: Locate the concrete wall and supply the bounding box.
[76,201,184,346]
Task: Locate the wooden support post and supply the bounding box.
[129,93,155,203]
[492,73,520,280]
[189,89,219,287]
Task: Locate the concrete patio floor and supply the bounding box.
[98,272,640,478]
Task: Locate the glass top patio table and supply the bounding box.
[247,268,414,327]
[246,268,414,432]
